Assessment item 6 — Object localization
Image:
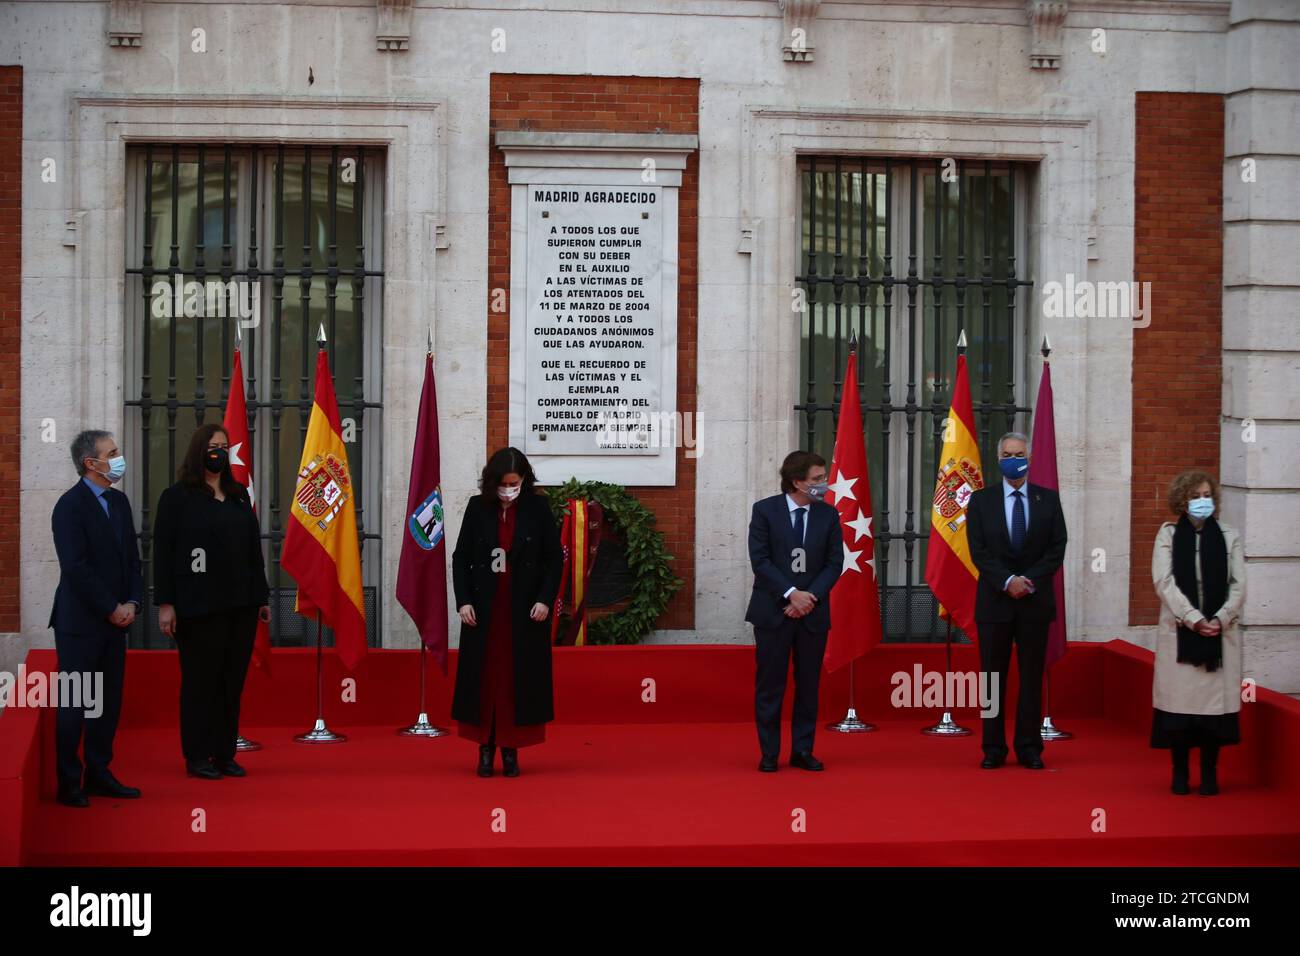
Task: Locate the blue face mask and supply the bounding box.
[998,455,1028,481]
[1188,497,1215,520]
[94,456,127,483]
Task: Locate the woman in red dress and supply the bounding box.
[451,448,563,777]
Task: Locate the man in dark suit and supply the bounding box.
[745,450,844,772]
[48,430,144,807]
[965,431,1068,770]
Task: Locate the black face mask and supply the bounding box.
[204,448,229,474]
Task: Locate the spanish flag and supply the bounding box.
[282,342,368,670]
[923,350,984,640]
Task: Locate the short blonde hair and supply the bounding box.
[1168,470,1219,516]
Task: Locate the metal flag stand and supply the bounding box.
[398,642,448,737]
[922,619,973,736]
[826,660,876,733]
[295,612,347,743]
[1040,671,1073,740]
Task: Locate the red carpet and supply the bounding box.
[4,641,1299,866]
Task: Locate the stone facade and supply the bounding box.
[0,1,1295,694]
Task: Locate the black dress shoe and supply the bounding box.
[477,745,495,778]
[186,760,222,780]
[1171,771,1191,795]
[790,751,824,771]
[57,788,89,808]
[214,759,246,778]
[980,755,1005,769]
[85,772,141,798]
[758,755,778,773]
[1018,755,1045,770]
[501,747,520,777]
[1198,770,1219,796]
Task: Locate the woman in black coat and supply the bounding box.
[153,422,270,780]
[451,447,563,777]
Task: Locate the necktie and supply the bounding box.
[793,506,806,546]
[1010,490,1026,553]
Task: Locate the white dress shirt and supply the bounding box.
[783,493,810,599]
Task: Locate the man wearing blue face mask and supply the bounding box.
[48,430,144,807]
[965,431,1068,770]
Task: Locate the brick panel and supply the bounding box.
[488,74,699,630]
[1129,92,1224,625]
[0,66,20,631]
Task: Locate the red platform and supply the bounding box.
[2,640,1298,866]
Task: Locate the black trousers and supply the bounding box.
[175,607,258,763]
[54,629,126,789]
[977,614,1048,760]
[754,618,828,757]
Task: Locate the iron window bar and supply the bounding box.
[122,143,384,650]
[795,155,1035,642]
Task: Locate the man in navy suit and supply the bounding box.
[745,451,844,772]
[48,430,144,807]
[965,431,1068,770]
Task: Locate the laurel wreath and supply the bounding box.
[544,478,684,645]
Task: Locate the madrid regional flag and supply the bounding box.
[282,337,368,670]
[823,345,883,672]
[923,348,984,640]
[221,344,272,674]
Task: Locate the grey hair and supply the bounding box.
[996,431,1030,455]
[71,429,114,475]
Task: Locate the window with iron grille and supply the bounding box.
[122,144,385,650]
[796,157,1035,642]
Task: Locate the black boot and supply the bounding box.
[1199,743,1220,795]
[1170,745,1190,795]
[501,747,520,777]
[477,744,495,778]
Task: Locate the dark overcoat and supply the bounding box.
[450,491,564,725]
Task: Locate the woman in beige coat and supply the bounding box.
[1151,470,1245,796]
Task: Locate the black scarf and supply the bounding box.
[1171,514,1227,672]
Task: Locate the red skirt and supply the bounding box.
[457,501,546,749]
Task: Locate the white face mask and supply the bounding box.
[497,484,521,501]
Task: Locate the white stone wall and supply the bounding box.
[1221,0,1300,696]
[2,0,1292,694]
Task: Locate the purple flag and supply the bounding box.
[396,352,449,672]
[1027,361,1067,667]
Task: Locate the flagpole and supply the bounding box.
[398,335,448,737]
[923,329,972,737]
[1030,335,1073,742]
[826,659,876,733]
[398,641,449,737]
[824,336,878,732]
[922,619,972,736]
[229,327,263,753]
[295,611,346,743]
[1041,670,1072,740]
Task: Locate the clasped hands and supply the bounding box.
[783,590,817,618]
[108,602,136,628]
[1006,576,1036,599]
[1192,617,1222,638]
